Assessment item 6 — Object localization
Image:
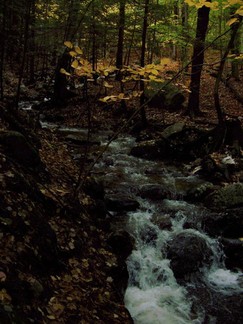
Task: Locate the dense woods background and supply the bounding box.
[0,1,243,323]
[0,0,242,112]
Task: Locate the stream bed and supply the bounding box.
[21,99,243,324]
[91,134,243,324]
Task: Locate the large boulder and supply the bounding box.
[167,232,212,280]
[0,131,40,167]
[205,183,243,209]
[139,184,169,200]
[202,208,243,238]
[145,81,185,111]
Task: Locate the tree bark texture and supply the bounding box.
[187,1,211,117]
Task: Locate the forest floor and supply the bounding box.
[0,66,242,323]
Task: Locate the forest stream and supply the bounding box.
[21,101,243,323]
[90,133,243,323]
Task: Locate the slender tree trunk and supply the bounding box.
[16,1,31,108]
[181,1,189,73]
[140,0,149,127]
[124,8,138,66]
[231,21,241,80]
[214,16,242,125]
[187,1,211,117]
[0,0,6,100]
[28,0,36,84]
[91,2,97,71]
[116,0,126,72]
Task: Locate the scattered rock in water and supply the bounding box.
[167,232,213,280]
[139,184,169,200]
[130,139,167,160]
[187,280,243,324]
[66,134,101,146]
[202,207,243,238]
[220,237,243,271]
[105,194,140,212]
[205,183,243,209]
[151,214,172,231]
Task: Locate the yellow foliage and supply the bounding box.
[74,46,83,55]
[227,17,239,25]
[60,68,71,76]
[64,41,73,49]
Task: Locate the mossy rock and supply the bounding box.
[205,183,243,209]
[145,81,185,111]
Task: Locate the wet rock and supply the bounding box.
[105,194,139,212]
[220,237,243,271]
[130,139,168,160]
[66,134,100,146]
[107,230,135,260]
[139,184,169,200]
[167,232,212,280]
[0,131,40,167]
[187,281,243,324]
[205,183,243,209]
[202,208,243,238]
[185,181,214,201]
[151,214,172,231]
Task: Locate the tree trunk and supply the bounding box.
[187,1,211,117]
[16,1,31,108]
[214,16,242,125]
[0,0,6,100]
[116,0,126,70]
[140,0,149,127]
[28,0,36,84]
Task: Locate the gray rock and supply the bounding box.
[220,237,243,271]
[66,134,100,146]
[105,194,140,212]
[205,183,243,209]
[130,139,167,160]
[161,122,185,139]
[139,184,169,200]
[202,207,243,238]
[151,214,172,230]
[167,232,212,280]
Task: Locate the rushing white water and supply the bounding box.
[93,134,243,324]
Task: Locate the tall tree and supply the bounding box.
[140,0,150,126]
[0,0,6,99]
[187,1,211,117]
[116,0,126,70]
